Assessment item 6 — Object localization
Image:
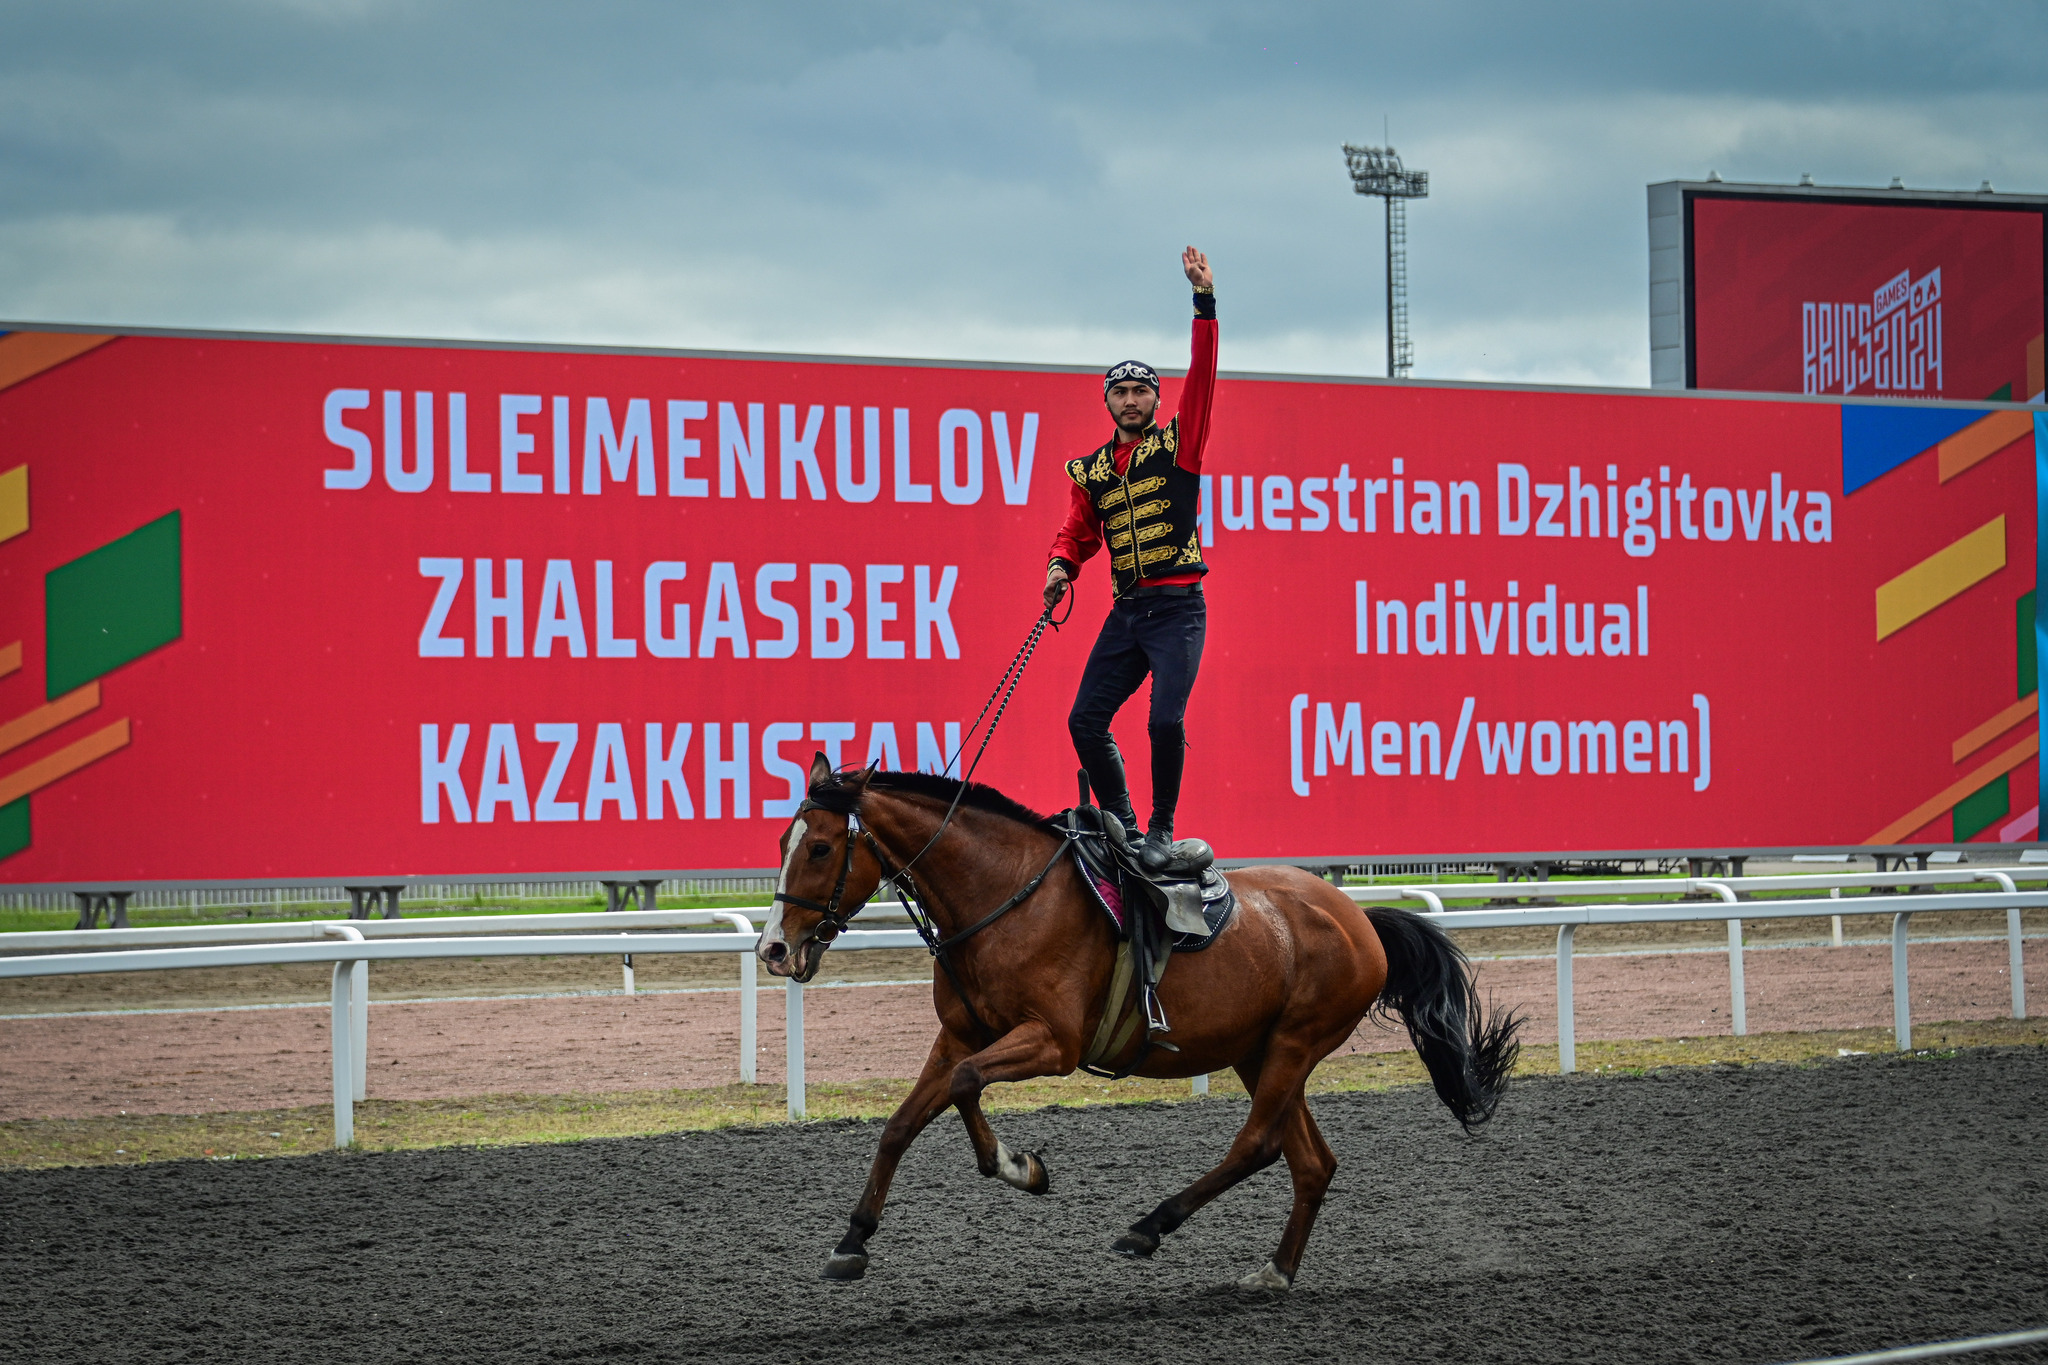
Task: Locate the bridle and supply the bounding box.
[771,799,867,944]
[767,604,1076,1026]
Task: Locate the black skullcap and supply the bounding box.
[1102,360,1160,395]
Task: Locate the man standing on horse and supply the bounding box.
[1043,245,1216,875]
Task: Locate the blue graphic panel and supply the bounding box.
[1841,405,1985,495]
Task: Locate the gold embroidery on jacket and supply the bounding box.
[1137,545,1181,568]
[1108,522,1177,550]
[1104,498,1170,531]
[1088,452,1114,480]
[1096,475,1166,512]
[1174,532,1203,566]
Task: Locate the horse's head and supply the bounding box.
[756,753,886,982]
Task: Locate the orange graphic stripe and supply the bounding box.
[0,332,115,393]
[1866,730,2040,845]
[1953,694,2037,762]
[0,641,19,679]
[1937,410,2034,483]
[0,682,100,758]
[0,717,130,808]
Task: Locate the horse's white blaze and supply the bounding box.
[758,816,807,957]
[993,1141,1035,1190]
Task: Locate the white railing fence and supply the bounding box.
[1,870,2039,1146]
[1351,870,2037,1070]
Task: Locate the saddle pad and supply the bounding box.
[1165,869,1237,953]
[1082,862,1126,932]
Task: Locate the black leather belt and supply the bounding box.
[1118,584,1202,600]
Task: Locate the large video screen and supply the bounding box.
[0,327,2039,882]
[1691,195,2045,402]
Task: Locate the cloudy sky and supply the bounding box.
[1,1,2041,386]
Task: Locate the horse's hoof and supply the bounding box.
[994,1142,1050,1195]
[1111,1231,1159,1259]
[821,1252,869,1281]
[1236,1261,1292,1293]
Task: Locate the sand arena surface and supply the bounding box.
[0,937,2038,1120]
[2,1049,2044,1364]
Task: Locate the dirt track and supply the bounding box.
[3,1048,2044,1364]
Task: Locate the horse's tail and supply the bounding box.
[1363,904,1522,1132]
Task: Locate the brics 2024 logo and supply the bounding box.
[1802,267,1945,398]
[0,331,182,862]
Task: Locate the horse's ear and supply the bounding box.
[809,751,833,786]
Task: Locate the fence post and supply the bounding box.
[1192,1073,1209,1095]
[2011,907,2028,1021]
[786,977,806,1120]
[351,960,368,1101]
[1727,919,1746,1036]
[717,913,760,1084]
[330,960,355,1146]
[1892,911,1912,1050]
[1556,924,1576,1074]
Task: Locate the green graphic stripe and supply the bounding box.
[2020,590,2037,700]
[45,510,181,699]
[1953,774,2010,843]
[0,794,25,859]
[0,796,26,861]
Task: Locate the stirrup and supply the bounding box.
[1142,984,1172,1036]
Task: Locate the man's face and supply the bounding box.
[1106,381,1158,433]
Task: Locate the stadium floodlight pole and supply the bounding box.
[1342,142,1429,378]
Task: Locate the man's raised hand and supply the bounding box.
[1182,245,1212,291]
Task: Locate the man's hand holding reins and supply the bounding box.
[1043,562,1070,613]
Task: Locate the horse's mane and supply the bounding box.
[805,767,1052,829]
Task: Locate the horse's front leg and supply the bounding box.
[949,1020,1071,1195]
[823,1030,971,1281]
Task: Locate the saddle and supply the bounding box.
[1058,803,1238,1078]
[1061,804,1235,947]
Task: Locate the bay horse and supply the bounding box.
[757,754,1520,1291]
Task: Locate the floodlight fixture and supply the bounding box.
[1343,142,1429,378]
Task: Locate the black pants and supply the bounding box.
[1067,591,1206,836]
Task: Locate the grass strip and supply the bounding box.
[4,1017,2043,1171]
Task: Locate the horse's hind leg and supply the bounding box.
[1243,1100,1338,1292]
[823,1031,969,1281]
[1109,1042,1317,1264]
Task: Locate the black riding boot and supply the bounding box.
[1076,733,1139,845]
[1140,723,1186,873]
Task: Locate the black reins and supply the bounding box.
[771,601,1076,1038]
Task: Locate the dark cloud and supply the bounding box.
[1,1,2040,382]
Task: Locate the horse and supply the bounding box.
[756,753,1521,1291]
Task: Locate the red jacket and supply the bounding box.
[1049,313,1218,586]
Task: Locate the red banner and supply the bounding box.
[0,328,2038,881]
[1691,195,2045,402]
